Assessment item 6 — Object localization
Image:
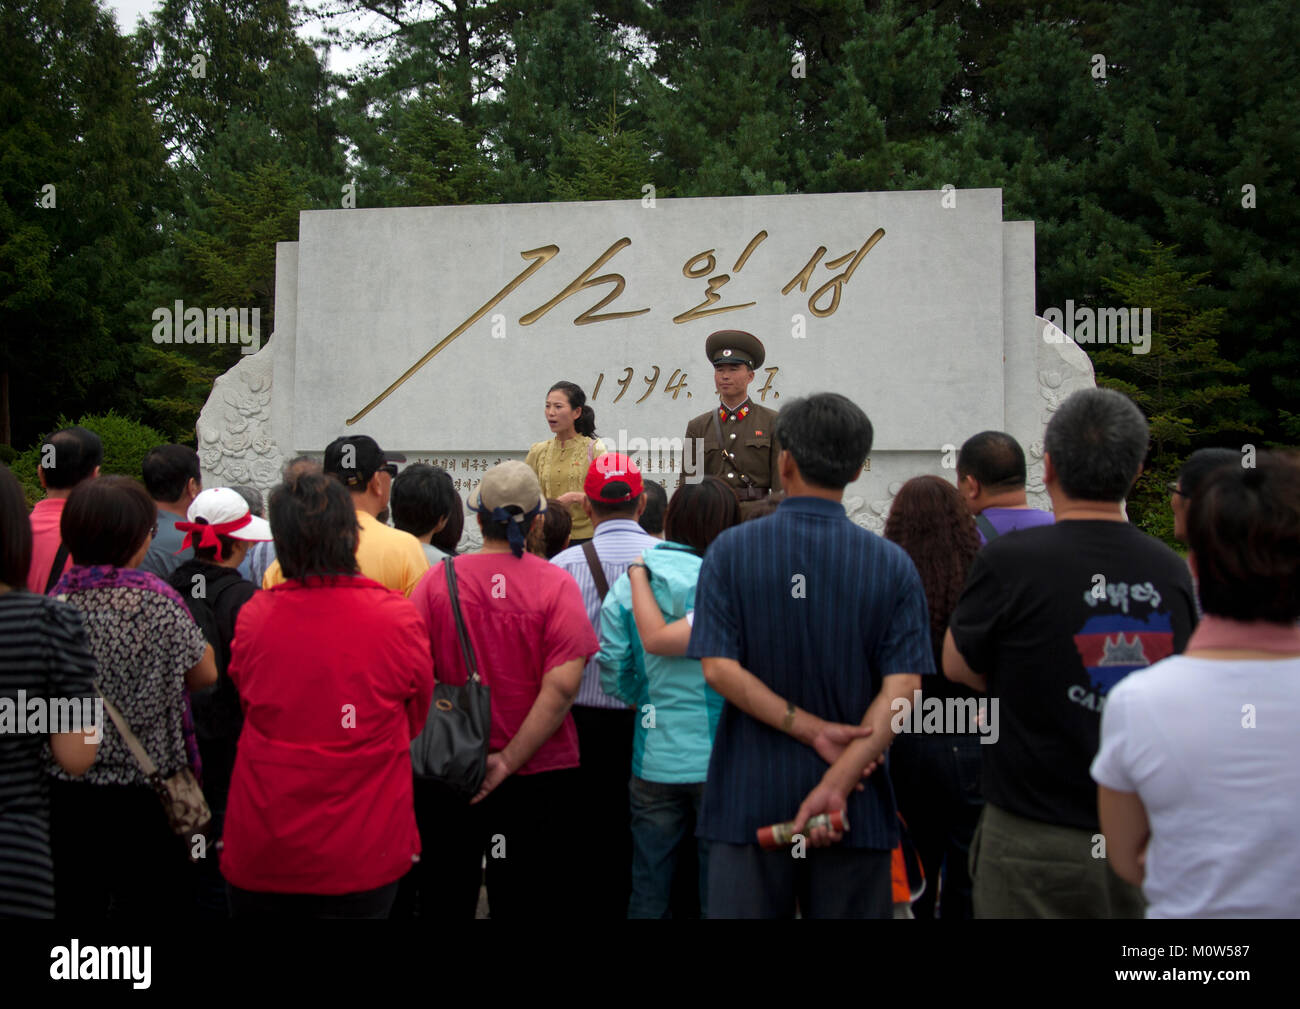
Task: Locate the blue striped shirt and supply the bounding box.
[687,496,934,850]
[552,519,662,709]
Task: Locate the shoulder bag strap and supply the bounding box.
[442,556,480,684]
[582,540,610,601]
[710,408,757,488]
[94,681,159,778]
[44,543,70,594]
[974,512,1000,542]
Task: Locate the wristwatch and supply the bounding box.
[628,563,649,574]
[782,702,796,733]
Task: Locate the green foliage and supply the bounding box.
[549,105,656,202]
[1090,246,1259,549]
[486,0,649,202]
[1126,462,1178,549]
[11,411,167,507]
[4,0,1298,470]
[0,0,170,448]
[1092,245,1258,458]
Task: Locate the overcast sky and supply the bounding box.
[107,1,370,74]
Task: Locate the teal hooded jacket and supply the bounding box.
[598,541,724,783]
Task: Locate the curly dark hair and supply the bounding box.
[884,476,980,662]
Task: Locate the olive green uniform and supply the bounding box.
[684,398,782,512]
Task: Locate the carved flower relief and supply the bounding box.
[252,435,275,456]
[251,458,280,487]
[1039,370,1068,423]
[222,387,261,419]
[200,446,222,471]
[224,430,252,454]
[225,460,251,485]
[1026,440,1047,496]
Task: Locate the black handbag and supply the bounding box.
[410,556,491,798]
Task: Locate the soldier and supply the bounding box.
[684,330,781,515]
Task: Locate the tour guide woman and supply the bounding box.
[525,381,606,544]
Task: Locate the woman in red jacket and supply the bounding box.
[220,471,434,917]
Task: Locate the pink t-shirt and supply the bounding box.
[410,553,598,776]
[26,498,69,593]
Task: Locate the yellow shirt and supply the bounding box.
[262,509,430,596]
[525,435,607,541]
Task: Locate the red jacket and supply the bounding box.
[220,576,434,894]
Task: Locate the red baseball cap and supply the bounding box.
[584,452,644,504]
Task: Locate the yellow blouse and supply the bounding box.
[525,435,607,541]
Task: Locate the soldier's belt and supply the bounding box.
[733,487,771,502]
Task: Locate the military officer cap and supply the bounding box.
[705,330,765,370]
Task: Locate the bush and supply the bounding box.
[1126,462,1179,553]
[11,412,168,508]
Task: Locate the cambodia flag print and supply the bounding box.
[1072,611,1175,695]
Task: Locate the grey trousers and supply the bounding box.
[707,841,893,919]
[970,801,1145,918]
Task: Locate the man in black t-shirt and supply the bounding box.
[944,389,1196,919]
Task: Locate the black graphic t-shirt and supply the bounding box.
[948,520,1196,831]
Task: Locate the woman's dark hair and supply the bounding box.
[390,464,458,539]
[665,477,741,554]
[268,470,360,580]
[61,475,156,568]
[884,476,981,662]
[1187,452,1300,623]
[773,393,873,490]
[549,381,596,438]
[0,466,32,588]
[1177,447,1239,497]
[477,506,542,557]
[431,489,464,554]
[528,498,572,559]
[192,531,243,563]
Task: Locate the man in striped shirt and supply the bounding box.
[551,453,658,918]
[689,393,932,918]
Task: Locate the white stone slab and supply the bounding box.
[196,190,1094,544]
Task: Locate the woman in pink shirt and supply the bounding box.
[220,471,433,917]
[403,461,597,920]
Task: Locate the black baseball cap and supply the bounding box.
[323,435,406,489]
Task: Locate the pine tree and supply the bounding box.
[0,0,169,447]
[548,104,655,202]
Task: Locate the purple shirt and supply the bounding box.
[977,506,1055,545]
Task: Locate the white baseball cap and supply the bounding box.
[185,487,273,541]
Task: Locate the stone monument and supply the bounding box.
[197,189,1093,549]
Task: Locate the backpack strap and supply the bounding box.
[582,540,610,601]
[44,543,70,594]
[974,513,999,543]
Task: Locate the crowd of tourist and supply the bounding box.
[1,385,1297,919]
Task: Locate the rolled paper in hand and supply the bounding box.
[757,810,848,849]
